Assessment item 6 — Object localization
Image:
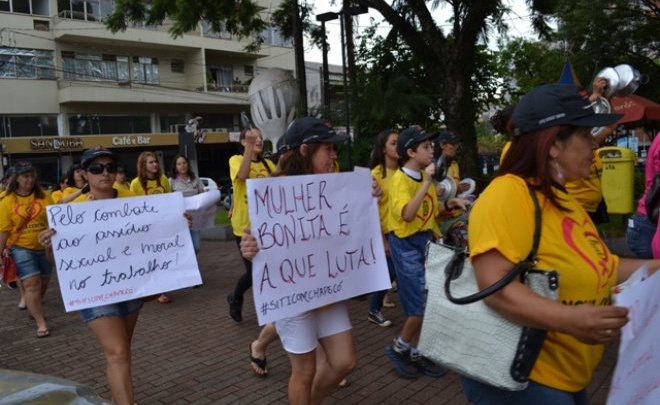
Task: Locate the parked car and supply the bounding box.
[199,177,219,192]
[0,368,111,404]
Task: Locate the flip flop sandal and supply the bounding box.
[36,329,50,338]
[248,343,268,377]
[157,295,172,304]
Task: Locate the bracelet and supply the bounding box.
[444,199,451,211]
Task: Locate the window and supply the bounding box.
[0,48,55,79]
[57,0,113,21]
[33,20,50,31]
[0,0,48,15]
[61,51,129,82]
[201,20,231,40]
[0,115,58,137]
[244,65,254,77]
[69,114,151,135]
[132,56,159,84]
[264,26,292,48]
[171,59,184,74]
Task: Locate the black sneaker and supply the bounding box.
[227,293,243,322]
[385,344,418,379]
[410,355,447,378]
[7,282,18,289]
[368,311,392,327]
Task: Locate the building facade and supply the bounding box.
[0,0,294,184]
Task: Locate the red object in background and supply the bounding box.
[611,94,660,125]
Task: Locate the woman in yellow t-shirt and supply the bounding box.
[226,128,276,323]
[130,151,171,305]
[0,161,53,338]
[366,129,399,326]
[40,147,141,405]
[60,164,87,203]
[464,84,659,403]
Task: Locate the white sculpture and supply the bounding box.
[248,68,299,152]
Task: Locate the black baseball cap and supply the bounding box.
[3,167,15,179]
[284,117,348,149]
[13,161,35,175]
[436,130,460,145]
[397,127,438,158]
[513,84,621,136]
[80,146,116,168]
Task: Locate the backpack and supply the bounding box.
[645,172,660,224]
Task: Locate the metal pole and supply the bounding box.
[320,20,330,119]
[339,13,353,170]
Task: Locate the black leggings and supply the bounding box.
[232,236,253,300]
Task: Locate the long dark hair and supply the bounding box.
[369,129,397,178]
[499,125,583,211]
[490,104,517,137]
[170,154,196,180]
[65,164,84,189]
[275,143,326,177]
[6,170,45,199]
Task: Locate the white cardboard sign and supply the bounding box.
[46,193,201,312]
[184,190,220,230]
[608,267,660,405]
[247,168,390,325]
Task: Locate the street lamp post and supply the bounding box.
[315,12,339,120]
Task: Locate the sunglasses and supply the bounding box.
[87,162,118,175]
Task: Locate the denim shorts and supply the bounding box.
[460,376,588,405]
[10,246,53,281]
[626,214,655,259]
[388,231,433,317]
[79,299,144,323]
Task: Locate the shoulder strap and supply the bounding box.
[445,181,542,304]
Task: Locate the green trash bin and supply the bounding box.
[598,146,636,214]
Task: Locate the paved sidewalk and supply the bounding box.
[0,241,617,404]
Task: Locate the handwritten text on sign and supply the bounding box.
[47,193,201,312]
[247,168,390,325]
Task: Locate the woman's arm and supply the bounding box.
[236,130,259,181]
[473,249,628,345]
[617,257,660,282]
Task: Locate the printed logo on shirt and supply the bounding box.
[415,193,434,226]
[562,216,616,292]
[13,200,44,222]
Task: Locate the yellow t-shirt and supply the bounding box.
[0,192,54,250]
[389,169,440,239]
[74,187,136,202]
[113,182,131,193]
[130,174,170,195]
[62,186,82,199]
[51,190,64,203]
[229,155,276,236]
[371,165,397,234]
[565,153,603,213]
[499,141,512,165]
[0,190,7,200]
[468,174,619,392]
[446,160,460,184]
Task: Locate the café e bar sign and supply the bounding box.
[30,137,84,151]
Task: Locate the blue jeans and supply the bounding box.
[626,214,654,259]
[11,246,52,281]
[460,376,589,405]
[388,231,433,317]
[190,229,201,254]
[369,255,396,313]
[79,299,143,323]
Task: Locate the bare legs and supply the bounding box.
[250,323,278,376]
[286,330,356,405]
[22,276,49,335]
[88,313,139,405]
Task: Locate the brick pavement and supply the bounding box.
[0,240,616,404]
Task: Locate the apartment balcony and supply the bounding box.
[57,79,249,107]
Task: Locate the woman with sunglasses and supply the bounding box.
[0,161,53,338]
[39,147,142,405]
[130,151,172,304]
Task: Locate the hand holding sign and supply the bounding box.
[46,193,201,312]
[247,168,390,325]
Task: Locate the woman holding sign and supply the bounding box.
[240,117,358,405]
[40,147,141,405]
[0,161,53,338]
[130,151,173,305]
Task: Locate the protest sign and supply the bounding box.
[184,190,220,230]
[608,268,659,405]
[247,167,390,325]
[46,193,201,312]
